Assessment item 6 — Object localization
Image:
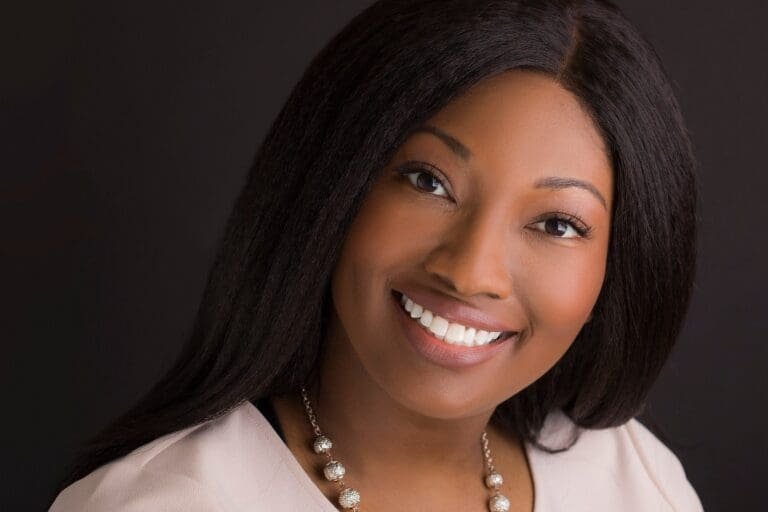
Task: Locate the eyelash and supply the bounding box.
[396,164,594,239]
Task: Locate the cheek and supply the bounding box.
[522,248,606,343]
[495,250,606,398]
[340,186,440,275]
[330,187,416,329]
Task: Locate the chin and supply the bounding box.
[375,373,505,421]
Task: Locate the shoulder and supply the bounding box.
[527,409,704,512]
[49,402,324,512]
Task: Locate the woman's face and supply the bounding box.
[328,70,613,420]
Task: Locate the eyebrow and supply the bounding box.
[411,123,608,210]
[411,124,473,161]
[534,176,608,210]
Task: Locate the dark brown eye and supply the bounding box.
[398,167,450,198]
[545,218,569,236]
[415,172,441,193]
[533,215,590,239]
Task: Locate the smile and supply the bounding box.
[398,293,514,347]
[391,290,518,370]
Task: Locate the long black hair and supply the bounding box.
[63,0,697,486]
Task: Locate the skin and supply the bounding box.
[272,69,614,511]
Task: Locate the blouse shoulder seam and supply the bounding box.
[623,418,682,511]
[142,464,228,511]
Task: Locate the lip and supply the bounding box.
[391,290,517,369]
[394,287,518,334]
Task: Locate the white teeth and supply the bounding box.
[445,323,465,344]
[463,327,476,346]
[428,316,449,339]
[397,292,509,347]
[418,310,433,328]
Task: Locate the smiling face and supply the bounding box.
[326,70,614,420]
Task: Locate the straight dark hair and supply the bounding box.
[63,0,697,488]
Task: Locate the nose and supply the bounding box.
[422,211,513,301]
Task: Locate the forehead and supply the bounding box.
[408,70,613,208]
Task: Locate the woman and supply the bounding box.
[51,0,703,510]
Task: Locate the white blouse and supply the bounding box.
[50,401,704,511]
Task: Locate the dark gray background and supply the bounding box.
[2,1,766,510]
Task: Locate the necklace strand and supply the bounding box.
[300,387,511,511]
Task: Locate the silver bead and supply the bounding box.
[338,487,361,509]
[489,494,510,512]
[323,460,346,481]
[313,435,333,454]
[485,472,503,489]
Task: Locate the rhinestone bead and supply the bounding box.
[313,435,333,454]
[485,472,503,489]
[489,494,511,512]
[338,487,361,509]
[323,460,346,481]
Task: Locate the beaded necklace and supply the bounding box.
[300,387,511,511]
